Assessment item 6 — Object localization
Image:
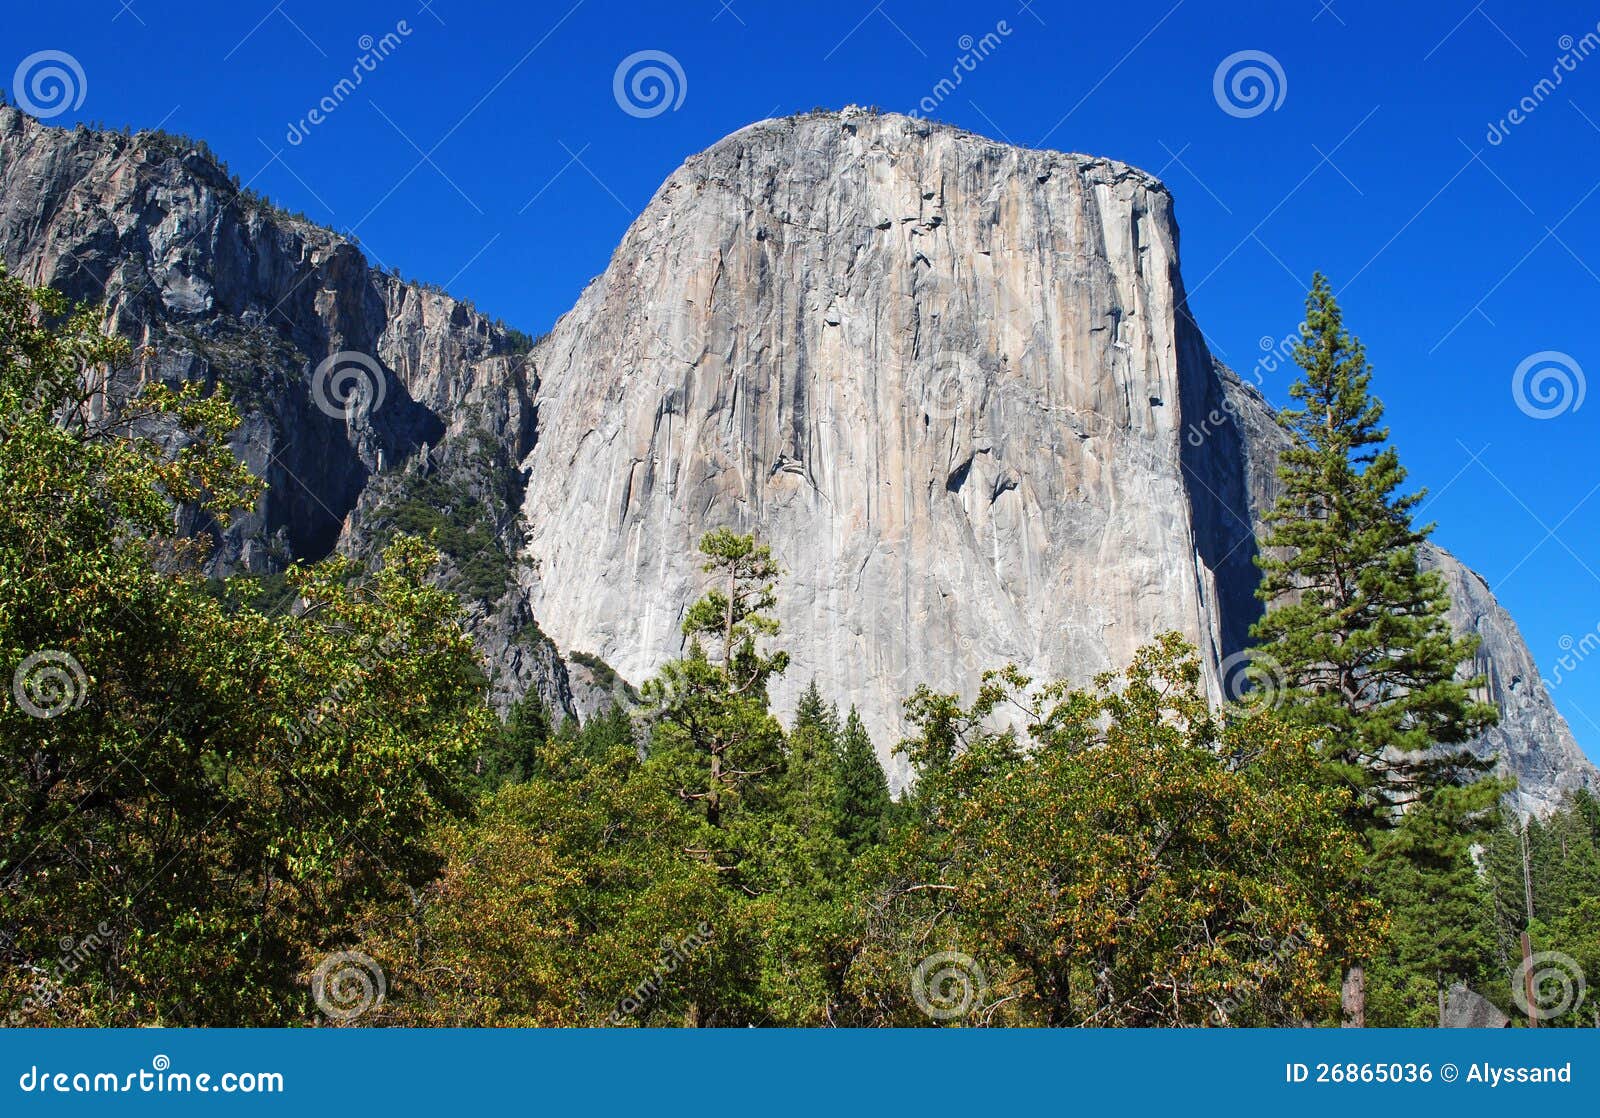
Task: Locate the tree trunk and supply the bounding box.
[1341,965,1365,1027]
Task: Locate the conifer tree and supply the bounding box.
[835,706,892,853]
[642,529,788,830]
[1364,779,1506,1025]
[1250,273,1498,827]
[779,681,843,842]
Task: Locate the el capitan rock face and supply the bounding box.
[516,109,1260,785]
[0,103,1592,809]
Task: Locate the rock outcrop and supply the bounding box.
[0,104,569,716]
[1,102,1593,810]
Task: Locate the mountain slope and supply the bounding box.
[1,103,1592,810]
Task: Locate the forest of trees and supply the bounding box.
[1,266,1596,1027]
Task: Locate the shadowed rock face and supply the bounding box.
[0,104,564,716]
[1,104,1593,809]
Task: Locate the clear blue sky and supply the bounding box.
[9,0,1600,763]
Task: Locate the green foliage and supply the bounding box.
[845,634,1380,1026]
[1482,791,1600,1026]
[836,706,891,853]
[369,742,732,1026]
[1364,779,1508,1025]
[1251,274,1497,827]
[3,269,1585,1031]
[0,268,486,1025]
[374,468,513,604]
[466,693,553,791]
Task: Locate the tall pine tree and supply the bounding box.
[835,706,891,853]
[1250,273,1497,828]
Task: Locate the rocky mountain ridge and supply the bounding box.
[1,102,1592,811]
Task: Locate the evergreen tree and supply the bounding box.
[642,529,788,831]
[470,694,552,790]
[1364,779,1506,1025]
[835,706,891,853]
[779,681,843,842]
[1483,792,1600,1026]
[792,679,841,747]
[1250,273,1498,827]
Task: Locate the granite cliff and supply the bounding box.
[1,103,1591,810]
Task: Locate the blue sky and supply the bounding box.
[8,0,1600,763]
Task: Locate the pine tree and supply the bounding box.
[471,694,552,789]
[780,680,843,841]
[643,529,789,830]
[835,706,891,853]
[1364,778,1506,1025]
[1250,273,1498,828]
[792,679,840,746]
